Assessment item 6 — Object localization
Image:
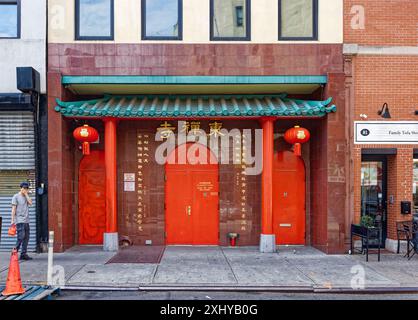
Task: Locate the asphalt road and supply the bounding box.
[56,290,418,300]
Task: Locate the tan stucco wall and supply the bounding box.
[48,0,343,44]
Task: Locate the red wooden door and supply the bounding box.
[79,151,106,244]
[165,169,193,244]
[273,150,306,245]
[191,170,219,245]
[165,144,219,245]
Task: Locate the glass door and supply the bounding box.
[361,157,387,245]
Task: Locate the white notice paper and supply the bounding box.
[124,173,135,182]
[124,181,135,192]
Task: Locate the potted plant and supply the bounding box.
[360,215,375,228]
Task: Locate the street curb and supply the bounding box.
[138,286,314,292]
[60,285,314,292]
[59,285,418,294]
[61,286,140,291]
[313,287,418,294]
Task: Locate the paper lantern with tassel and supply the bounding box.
[284,126,310,156]
[73,124,99,155]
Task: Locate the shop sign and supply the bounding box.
[355,121,418,144]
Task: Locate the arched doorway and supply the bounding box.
[78,150,106,244]
[165,143,219,245]
[273,150,306,245]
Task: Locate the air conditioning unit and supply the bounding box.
[16,67,40,93]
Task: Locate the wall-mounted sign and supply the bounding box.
[197,181,214,192]
[124,173,136,191]
[124,173,135,182]
[124,181,135,192]
[355,121,418,144]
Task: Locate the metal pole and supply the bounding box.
[32,92,42,253]
[47,231,54,286]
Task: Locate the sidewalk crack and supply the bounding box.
[285,258,317,287]
[151,263,160,284]
[64,264,87,285]
[220,247,238,284]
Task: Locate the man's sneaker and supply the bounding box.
[20,254,33,261]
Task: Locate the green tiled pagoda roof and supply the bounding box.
[54,94,336,118]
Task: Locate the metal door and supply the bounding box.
[0,171,36,251]
[0,112,36,251]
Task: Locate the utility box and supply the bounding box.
[401,201,412,215]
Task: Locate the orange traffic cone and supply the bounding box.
[2,248,25,296]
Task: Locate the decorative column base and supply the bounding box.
[103,233,119,252]
[259,234,276,253]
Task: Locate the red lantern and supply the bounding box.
[284,126,310,156]
[73,124,99,155]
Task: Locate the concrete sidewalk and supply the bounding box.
[1,246,417,291]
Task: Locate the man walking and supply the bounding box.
[11,182,33,260]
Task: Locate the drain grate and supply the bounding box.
[106,246,166,264]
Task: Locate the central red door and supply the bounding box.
[165,144,219,245]
[273,150,306,245]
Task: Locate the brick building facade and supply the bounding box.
[344,0,418,252]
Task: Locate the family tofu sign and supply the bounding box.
[355,122,418,144]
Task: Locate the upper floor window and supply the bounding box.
[210,0,250,41]
[279,0,318,40]
[75,0,114,40]
[0,0,20,39]
[141,0,182,40]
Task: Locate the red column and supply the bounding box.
[261,118,274,235]
[104,118,117,233]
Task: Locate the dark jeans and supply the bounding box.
[413,236,418,253]
[15,223,30,255]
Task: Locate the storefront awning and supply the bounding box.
[62,75,328,95]
[54,94,336,118]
